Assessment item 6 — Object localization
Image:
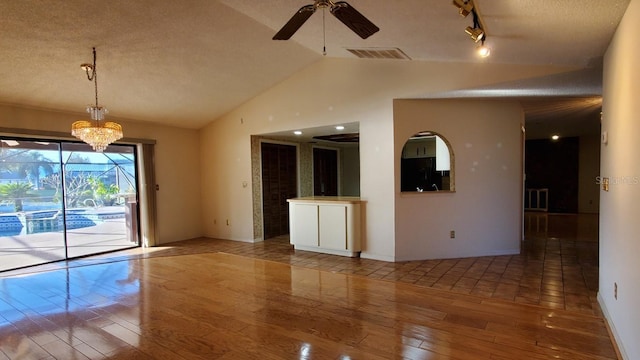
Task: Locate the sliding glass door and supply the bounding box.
[0,138,139,272]
[0,140,65,270]
[62,142,138,258]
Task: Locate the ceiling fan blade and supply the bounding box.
[330,1,379,39]
[273,4,316,40]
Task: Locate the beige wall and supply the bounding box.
[0,104,202,245]
[200,57,577,261]
[578,134,600,214]
[600,0,640,358]
[394,99,523,260]
[340,145,360,196]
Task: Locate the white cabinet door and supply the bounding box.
[319,205,347,250]
[291,204,318,247]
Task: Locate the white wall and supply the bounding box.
[394,99,523,260]
[0,104,202,245]
[200,57,577,261]
[600,0,640,358]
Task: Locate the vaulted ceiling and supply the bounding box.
[0,0,630,136]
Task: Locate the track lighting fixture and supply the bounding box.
[465,26,484,42]
[452,0,473,17]
[453,0,490,57]
[465,6,485,42]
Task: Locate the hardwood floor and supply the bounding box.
[0,213,617,359]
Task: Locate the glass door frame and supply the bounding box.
[0,136,141,272]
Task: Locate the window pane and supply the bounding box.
[61,143,139,258]
[0,139,66,271]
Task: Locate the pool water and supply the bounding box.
[0,207,125,237]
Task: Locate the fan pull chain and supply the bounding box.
[322,7,327,56]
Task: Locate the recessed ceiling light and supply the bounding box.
[551,134,560,140]
[335,125,345,130]
[293,131,302,135]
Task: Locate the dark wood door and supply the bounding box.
[313,148,338,196]
[261,143,297,239]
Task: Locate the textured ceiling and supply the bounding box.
[0,0,630,131]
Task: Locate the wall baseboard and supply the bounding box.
[360,252,395,262]
[394,248,521,262]
[597,291,628,360]
[201,235,258,243]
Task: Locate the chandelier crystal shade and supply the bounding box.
[71,47,123,152]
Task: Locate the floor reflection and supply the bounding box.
[0,251,616,359]
[0,260,140,358]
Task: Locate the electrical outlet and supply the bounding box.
[450,230,455,239]
[614,282,618,300]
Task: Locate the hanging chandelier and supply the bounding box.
[71,47,123,152]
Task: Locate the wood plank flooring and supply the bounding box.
[0,251,616,359]
[21,212,596,314]
[0,212,616,359]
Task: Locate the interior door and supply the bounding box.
[313,147,338,196]
[261,143,297,240]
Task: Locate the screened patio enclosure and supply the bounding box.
[0,137,140,272]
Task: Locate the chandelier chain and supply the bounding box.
[92,47,99,110]
[322,7,326,56]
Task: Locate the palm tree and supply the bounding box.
[20,152,55,190]
[0,182,34,212]
[0,149,55,190]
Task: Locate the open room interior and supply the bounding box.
[1,0,639,358]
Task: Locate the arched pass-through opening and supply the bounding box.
[400,131,455,192]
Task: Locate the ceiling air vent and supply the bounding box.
[346,47,411,60]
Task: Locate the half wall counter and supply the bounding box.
[287,196,364,257]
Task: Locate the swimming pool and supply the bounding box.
[0,208,125,236]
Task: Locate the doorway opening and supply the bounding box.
[313,147,338,196]
[261,142,297,240]
[251,123,360,241]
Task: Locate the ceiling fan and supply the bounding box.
[273,0,379,40]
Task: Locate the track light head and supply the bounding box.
[477,39,491,58]
[465,26,485,42]
[452,0,473,17]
